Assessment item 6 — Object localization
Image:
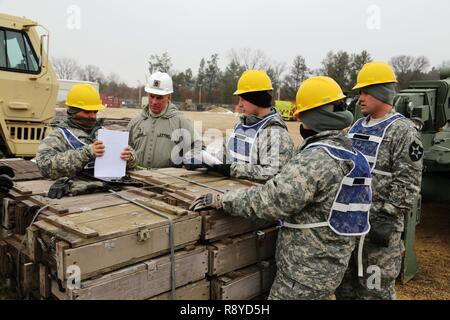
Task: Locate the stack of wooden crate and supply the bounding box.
[130,168,278,300]
[0,162,278,300]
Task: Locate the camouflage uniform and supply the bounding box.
[128,103,201,169]
[36,119,137,180]
[227,109,294,182]
[222,130,357,300]
[335,111,423,300]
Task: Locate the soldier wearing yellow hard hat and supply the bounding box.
[190,76,373,299]
[294,76,353,138]
[36,84,137,198]
[335,62,423,300]
[195,70,294,182]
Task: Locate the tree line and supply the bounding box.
[52,50,450,105]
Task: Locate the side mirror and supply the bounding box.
[410,105,431,131]
[39,34,45,66]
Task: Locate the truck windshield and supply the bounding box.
[0,28,39,73]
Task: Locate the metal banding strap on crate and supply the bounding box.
[147,169,227,194]
[109,190,177,300]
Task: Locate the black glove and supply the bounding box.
[184,163,207,171]
[183,157,211,171]
[210,164,231,177]
[0,165,15,196]
[48,177,72,199]
[369,210,396,248]
[189,193,223,211]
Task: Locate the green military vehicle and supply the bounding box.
[394,68,450,203]
[0,13,58,158]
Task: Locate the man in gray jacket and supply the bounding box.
[128,72,201,168]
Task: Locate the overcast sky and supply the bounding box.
[1,0,449,86]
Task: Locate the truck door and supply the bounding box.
[0,27,57,156]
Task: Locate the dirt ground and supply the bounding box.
[396,204,450,300]
[99,109,303,145]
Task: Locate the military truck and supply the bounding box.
[0,13,58,158]
[394,68,450,203]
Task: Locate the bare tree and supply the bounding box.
[438,60,450,69]
[148,52,173,75]
[52,57,81,79]
[80,64,104,83]
[390,55,430,88]
[266,61,286,100]
[349,50,372,88]
[228,48,270,70]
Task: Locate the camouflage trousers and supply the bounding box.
[268,270,335,300]
[335,231,404,300]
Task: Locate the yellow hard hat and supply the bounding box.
[353,62,398,90]
[294,76,346,116]
[65,84,105,111]
[234,70,273,95]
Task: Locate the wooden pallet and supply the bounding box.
[50,245,208,300]
[30,199,202,281]
[211,260,276,300]
[208,227,278,277]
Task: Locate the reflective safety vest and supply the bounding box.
[227,114,279,163]
[279,143,372,236]
[348,113,404,176]
[60,127,86,150]
[59,127,94,169]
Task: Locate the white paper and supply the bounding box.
[201,150,223,166]
[183,150,223,167]
[94,129,129,179]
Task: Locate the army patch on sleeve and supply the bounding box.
[409,141,424,162]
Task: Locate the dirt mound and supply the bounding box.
[208,107,232,113]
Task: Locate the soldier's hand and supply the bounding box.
[189,193,223,211]
[0,165,15,196]
[91,140,105,158]
[120,146,132,161]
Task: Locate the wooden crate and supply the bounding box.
[9,187,161,236]
[149,279,210,300]
[50,245,208,300]
[0,159,43,182]
[2,235,39,297]
[30,198,202,281]
[130,169,273,241]
[201,211,274,242]
[208,227,278,276]
[211,261,276,300]
[1,198,16,230]
[8,179,56,201]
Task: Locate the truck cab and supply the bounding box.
[0,13,58,157]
